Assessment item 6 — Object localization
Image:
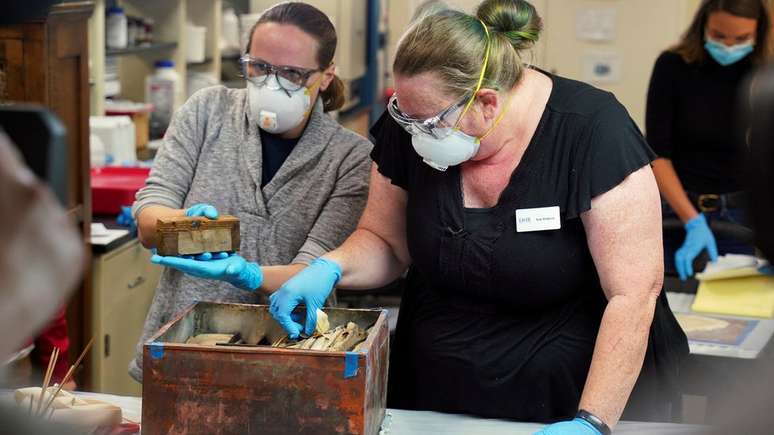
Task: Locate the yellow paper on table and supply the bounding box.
[692,275,774,318]
[695,267,762,281]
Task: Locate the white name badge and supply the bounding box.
[515,206,561,233]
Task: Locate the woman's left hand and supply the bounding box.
[151,252,264,291]
[533,418,602,435]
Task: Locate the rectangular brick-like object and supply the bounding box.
[156,215,240,256]
[142,302,389,435]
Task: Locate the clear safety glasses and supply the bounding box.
[387,92,470,139]
[239,54,322,93]
[389,19,495,140]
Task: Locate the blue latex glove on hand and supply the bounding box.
[533,418,602,435]
[759,265,774,275]
[186,203,219,219]
[151,252,263,291]
[269,258,342,339]
[116,205,137,234]
[675,213,718,281]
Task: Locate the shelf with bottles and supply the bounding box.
[113,0,186,105]
[89,0,223,116]
[106,41,179,56]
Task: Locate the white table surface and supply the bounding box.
[70,392,705,434]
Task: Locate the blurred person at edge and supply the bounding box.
[703,61,774,435]
[0,0,79,396]
[0,132,84,431]
[0,1,90,431]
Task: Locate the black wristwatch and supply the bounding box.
[576,409,612,435]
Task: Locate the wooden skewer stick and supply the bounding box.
[40,337,94,416]
[37,349,54,407]
[39,347,58,415]
[36,347,59,415]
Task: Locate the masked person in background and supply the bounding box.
[647,0,771,281]
[131,2,372,381]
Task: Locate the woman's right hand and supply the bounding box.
[185,203,219,219]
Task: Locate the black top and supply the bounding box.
[646,51,753,193]
[260,128,299,187]
[463,207,494,233]
[371,72,688,423]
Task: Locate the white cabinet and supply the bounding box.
[89,240,161,395]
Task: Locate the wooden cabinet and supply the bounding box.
[0,2,93,220]
[0,2,94,385]
[91,240,161,395]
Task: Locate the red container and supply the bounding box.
[91,166,150,214]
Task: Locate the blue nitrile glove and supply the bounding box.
[185,203,219,219]
[116,205,137,235]
[151,252,263,291]
[269,258,342,339]
[533,418,602,435]
[675,214,719,281]
[758,264,774,275]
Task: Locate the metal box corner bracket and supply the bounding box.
[156,215,240,256]
[141,302,389,435]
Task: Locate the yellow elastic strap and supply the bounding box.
[475,93,511,144]
[303,72,325,96]
[454,19,492,130]
[302,72,326,116]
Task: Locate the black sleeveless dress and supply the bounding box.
[370,72,689,423]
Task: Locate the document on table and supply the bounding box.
[691,254,774,318]
[668,291,774,359]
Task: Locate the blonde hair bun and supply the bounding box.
[476,0,542,51]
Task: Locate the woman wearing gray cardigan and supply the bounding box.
[128,3,372,381]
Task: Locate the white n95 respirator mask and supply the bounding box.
[247,75,318,134]
[411,129,481,172]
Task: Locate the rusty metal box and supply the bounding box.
[142,302,389,435]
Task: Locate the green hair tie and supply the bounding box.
[505,29,538,43]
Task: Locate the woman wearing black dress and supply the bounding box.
[266,0,689,433]
[647,0,771,281]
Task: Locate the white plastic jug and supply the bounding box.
[146,60,182,139]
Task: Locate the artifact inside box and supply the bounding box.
[183,309,372,352]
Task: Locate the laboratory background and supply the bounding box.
[1,0,774,434]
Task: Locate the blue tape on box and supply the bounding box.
[150,342,164,360]
[344,351,359,378]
